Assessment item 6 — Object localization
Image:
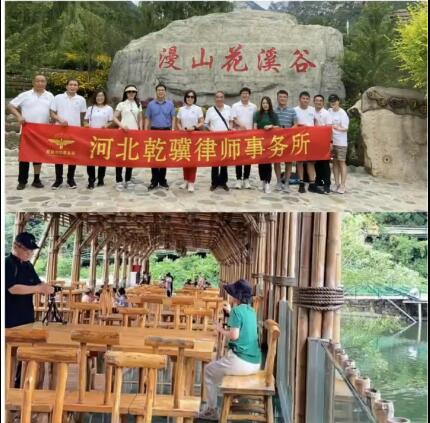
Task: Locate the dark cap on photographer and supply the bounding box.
[15,232,39,250]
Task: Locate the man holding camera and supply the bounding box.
[5,232,54,328]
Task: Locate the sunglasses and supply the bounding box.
[186,95,195,98]
[125,90,137,94]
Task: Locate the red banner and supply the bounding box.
[20,123,331,168]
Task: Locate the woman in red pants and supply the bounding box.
[176,89,204,192]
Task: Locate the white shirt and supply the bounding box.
[329,108,349,146]
[177,104,203,129]
[115,100,142,130]
[84,105,114,128]
[204,105,232,132]
[9,89,54,124]
[314,108,332,126]
[231,101,257,130]
[294,105,316,127]
[51,92,87,127]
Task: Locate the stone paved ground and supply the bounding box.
[5,152,427,213]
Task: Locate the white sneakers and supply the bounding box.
[187,183,195,192]
[179,182,187,190]
[243,179,251,189]
[275,181,284,191]
[235,180,243,189]
[115,182,125,192]
[283,183,292,193]
[264,183,271,194]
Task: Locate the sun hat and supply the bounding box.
[223,279,254,302]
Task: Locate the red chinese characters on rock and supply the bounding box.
[257,48,281,73]
[159,46,182,70]
[158,46,317,73]
[289,49,317,73]
[221,44,249,72]
[192,48,214,69]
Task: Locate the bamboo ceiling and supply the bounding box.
[23,212,262,264]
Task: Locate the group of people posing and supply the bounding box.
[9,74,349,195]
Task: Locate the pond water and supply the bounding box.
[341,315,427,423]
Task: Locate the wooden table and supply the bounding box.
[7,323,216,361]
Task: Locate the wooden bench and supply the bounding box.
[219,319,281,423]
[6,346,79,423]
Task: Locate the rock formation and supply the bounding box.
[349,87,427,182]
[108,10,345,105]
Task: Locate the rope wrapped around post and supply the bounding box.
[293,286,345,311]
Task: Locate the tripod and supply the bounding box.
[42,294,65,325]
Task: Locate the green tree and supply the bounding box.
[392,2,428,90]
[342,2,401,101]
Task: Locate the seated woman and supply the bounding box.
[199,279,262,420]
[116,287,128,307]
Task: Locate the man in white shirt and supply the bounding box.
[313,94,333,194]
[8,74,54,190]
[294,91,324,194]
[204,91,233,191]
[50,79,87,189]
[231,87,257,189]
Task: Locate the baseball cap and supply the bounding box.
[328,94,340,102]
[15,232,39,250]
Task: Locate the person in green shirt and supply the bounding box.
[199,279,262,420]
[253,97,280,194]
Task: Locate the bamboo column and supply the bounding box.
[89,237,98,289]
[46,214,60,282]
[287,213,298,306]
[14,212,28,238]
[121,250,127,285]
[294,213,313,423]
[113,249,120,288]
[71,221,83,284]
[102,243,110,287]
[322,213,342,340]
[265,214,277,322]
[308,213,328,339]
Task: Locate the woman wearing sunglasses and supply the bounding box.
[176,89,204,192]
[112,85,143,191]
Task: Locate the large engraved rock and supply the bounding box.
[108,11,345,105]
[349,87,427,182]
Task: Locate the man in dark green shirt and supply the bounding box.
[199,279,261,420]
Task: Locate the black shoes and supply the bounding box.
[97,179,105,187]
[324,184,331,194]
[210,185,217,191]
[148,183,158,191]
[160,182,169,190]
[221,184,230,192]
[16,183,26,190]
[87,181,95,190]
[308,183,325,194]
[67,179,77,189]
[298,182,306,193]
[51,180,62,190]
[31,180,44,188]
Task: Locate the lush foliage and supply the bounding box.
[342,2,403,101]
[341,214,427,291]
[392,2,428,90]
[149,254,220,288]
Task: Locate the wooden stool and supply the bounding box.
[118,307,149,327]
[70,329,120,404]
[219,319,281,423]
[106,351,167,423]
[183,308,213,331]
[70,302,101,325]
[12,346,79,423]
[142,337,200,422]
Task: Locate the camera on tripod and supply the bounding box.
[43,285,65,325]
